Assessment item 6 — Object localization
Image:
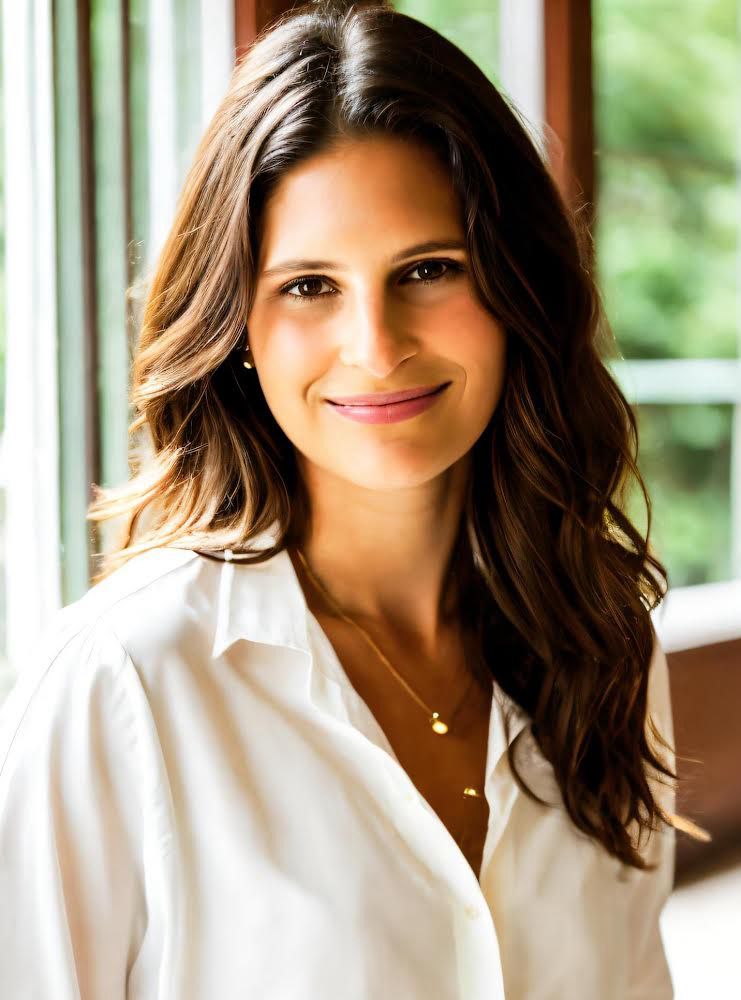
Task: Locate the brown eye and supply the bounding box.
[411,261,446,281]
[281,276,334,301]
[403,259,464,286]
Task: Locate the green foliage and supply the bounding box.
[594,0,739,362]
[593,0,738,585]
[597,158,737,359]
[628,404,732,586]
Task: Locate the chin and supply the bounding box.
[331,450,463,492]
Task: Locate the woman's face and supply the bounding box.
[247,133,506,491]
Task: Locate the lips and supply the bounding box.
[326,382,450,425]
[326,383,449,406]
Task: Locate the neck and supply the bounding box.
[291,452,472,656]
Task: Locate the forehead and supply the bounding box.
[258,134,463,258]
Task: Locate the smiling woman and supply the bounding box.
[0,1,701,998]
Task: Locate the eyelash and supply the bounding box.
[277,258,465,303]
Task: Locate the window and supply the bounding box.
[593,0,741,589]
[0,1,235,691]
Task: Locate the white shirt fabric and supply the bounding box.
[0,524,676,999]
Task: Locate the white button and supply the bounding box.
[463,902,481,919]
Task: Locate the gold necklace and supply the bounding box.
[294,547,484,805]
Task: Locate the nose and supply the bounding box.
[338,292,416,378]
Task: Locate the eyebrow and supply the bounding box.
[259,239,467,278]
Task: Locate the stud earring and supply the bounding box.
[241,326,254,369]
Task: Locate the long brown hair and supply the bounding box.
[89,0,688,869]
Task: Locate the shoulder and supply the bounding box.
[45,545,218,671]
[0,547,215,769]
[59,545,206,650]
[0,559,189,991]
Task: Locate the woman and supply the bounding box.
[0,2,701,997]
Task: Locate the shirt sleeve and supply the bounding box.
[0,616,159,999]
[625,625,677,1000]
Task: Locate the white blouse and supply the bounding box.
[0,525,676,999]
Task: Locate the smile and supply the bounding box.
[325,382,451,424]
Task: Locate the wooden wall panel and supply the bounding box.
[670,637,741,881]
[234,0,299,59]
[543,0,596,253]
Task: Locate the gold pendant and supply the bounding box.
[430,712,448,734]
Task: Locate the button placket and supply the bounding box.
[392,768,495,921]
[307,609,506,949]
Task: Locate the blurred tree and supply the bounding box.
[594,0,738,585]
[594,0,738,361]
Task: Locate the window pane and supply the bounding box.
[597,159,737,360]
[129,0,149,277]
[593,0,739,360]
[175,0,203,185]
[628,403,733,586]
[92,0,130,495]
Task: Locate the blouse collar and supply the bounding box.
[208,521,531,761]
[211,543,311,661]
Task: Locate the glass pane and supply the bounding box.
[92,0,130,493]
[628,403,733,586]
[129,0,149,279]
[393,0,501,85]
[593,0,739,360]
[175,0,203,185]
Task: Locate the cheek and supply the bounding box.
[254,327,329,433]
[452,320,507,432]
[475,322,507,383]
[439,305,507,386]
[256,321,317,388]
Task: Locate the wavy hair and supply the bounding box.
[88,0,694,869]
